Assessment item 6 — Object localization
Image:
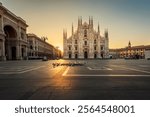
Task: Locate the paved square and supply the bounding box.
[63,61,150,77]
[0,59,150,100]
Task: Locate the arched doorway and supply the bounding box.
[94,53,97,59]
[69,53,72,59]
[84,51,88,59]
[75,53,78,59]
[101,51,104,59]
[4,25,17,60]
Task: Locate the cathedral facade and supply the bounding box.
[63,17,109,59]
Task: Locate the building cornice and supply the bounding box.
[27,33,55,48]
[0,3,28,27]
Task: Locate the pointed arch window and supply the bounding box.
[94,46,96,50]
[75,46,78,50]
[84,29,87,37]
[69,46,71,50]
[84,41,87,45]
[75,40,77,44]
[94,39,96,44]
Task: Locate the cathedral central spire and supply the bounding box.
[89,16,93,28]
[78,16,82,28]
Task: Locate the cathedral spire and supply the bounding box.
[128,41,131,48]
[91,16,93,27]
[89,16,93,28]
[63,29,65,39]
[104,28,108,39]
[72,23,74,36]
[89,16,91,25]
[66,29,67,38]
[81,16,82,25]
[63,29,67,40]
[98,23,100,34]
[78,16,80,26]
[78,16,82,28]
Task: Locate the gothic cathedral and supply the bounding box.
[63,17,109,59]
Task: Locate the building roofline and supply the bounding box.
[27,33,55,48]
[0,2,28,27]
[110,45,150,51]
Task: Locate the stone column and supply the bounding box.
[25,46,28,60]
[89,40,93,59]
[0,38,6,60]
[16,45,19,60]
[20,45,22,60]
[2,39,6,60]
[0,32,6,60]
[79,38,83,59]
[0,14,4,32]
[0,13,6,60]
[16,43,21,60]
[71,37,75,59]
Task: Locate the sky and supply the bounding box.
[1,0,150,51]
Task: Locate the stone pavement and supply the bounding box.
[0,59,150,100]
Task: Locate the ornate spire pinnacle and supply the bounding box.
[98,23,100,34]
[89,16,93,28]
[105,28,108,39]
[78,16,80,26]
[63,29,67,39]
[89,16,91,25]
[128,41,131,47]
[91,16,93,26]
[65,29,67,38]
[78,16,82,28]
[72,23,74,36]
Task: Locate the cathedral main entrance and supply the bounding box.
[75,54,78,59]
[84,51,88,59]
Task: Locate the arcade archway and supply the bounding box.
[4,25,17,60]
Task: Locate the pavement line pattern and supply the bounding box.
[0,66,45,74]
[63,74,150,77]
[62,66,150,77]
[87,67,112,71]
[111,65,150,74]
[19,66,45,73]
[62,67,70,76]
[138,65,150,68]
